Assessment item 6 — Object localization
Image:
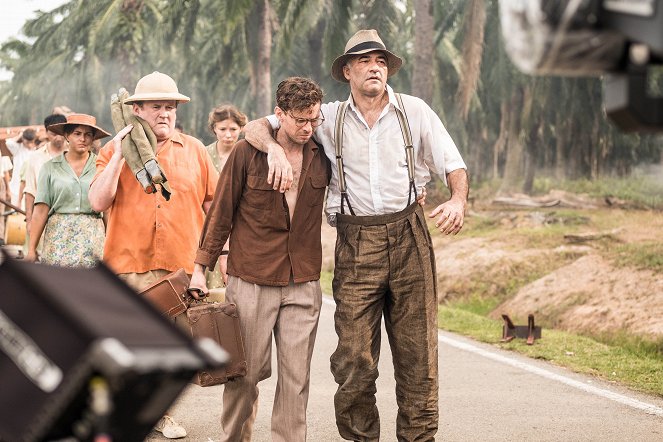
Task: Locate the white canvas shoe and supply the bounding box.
[154,415,187,439]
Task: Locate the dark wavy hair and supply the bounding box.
[44,113,66,130]
[276,77,323,112]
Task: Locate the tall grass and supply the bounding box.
[532,176,663,209]
[460,175,663,210]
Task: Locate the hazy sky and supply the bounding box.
[0,0,67,79]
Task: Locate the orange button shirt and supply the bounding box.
[94,132,218,275]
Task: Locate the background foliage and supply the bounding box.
[1,0,662,190]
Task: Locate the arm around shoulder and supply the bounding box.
[243,117,292,192]
[243,117,277,152]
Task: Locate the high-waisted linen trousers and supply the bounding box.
[331,203,439,442]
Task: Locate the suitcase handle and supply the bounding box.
[186,287,208,301]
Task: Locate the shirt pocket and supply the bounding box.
[307,174,328,206]
[244,175,275,210]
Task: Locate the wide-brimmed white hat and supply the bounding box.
[124,71,190,104]
[331,29,403,83]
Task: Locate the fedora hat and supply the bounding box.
[49,113,111,140]
[124,71,190,104]
[331,29,403,83]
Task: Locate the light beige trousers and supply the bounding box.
[220,276,322,442]
[119,269,259,440]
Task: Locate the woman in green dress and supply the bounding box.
[205,105,248,289]
[26,114,116,267]
[206,104,247,173]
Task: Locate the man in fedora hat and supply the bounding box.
[89,71,218,439]
[244,29,469,441]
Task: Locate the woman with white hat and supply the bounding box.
[26,113,131,267]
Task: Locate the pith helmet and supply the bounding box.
[124,71,190,104]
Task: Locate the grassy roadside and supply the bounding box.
[439,204,663,397]
[318,177,663,397]
[321,264,663,398]
[438,306,663,396]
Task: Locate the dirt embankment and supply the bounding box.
[321,193,663,341]
[435,234,663,338]
[433,197,663,340]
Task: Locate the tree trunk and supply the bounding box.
[119,0,143,88]
[555,112,567,180]
[569,125,582,179]
[499,87,525,195]
[246,0,272,117]
[412,0,434,104]
[456,0,486,119]
[256,0,272,116]
[590,116,600,179]
[307,20,325,82]
[492,101,509,179]
[523,120,542,194]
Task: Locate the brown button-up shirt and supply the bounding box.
[195,139,331,286]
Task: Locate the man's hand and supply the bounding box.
[267,144,293,193]
[218,255,229,286]
[244,117,291,191]
[112,124,133,155]
[188,263,209,300]
[25,250,38,263]
[429,198,465,235]
[417,187,427,207]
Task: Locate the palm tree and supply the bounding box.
[455,0,486,120]
[412,0,434,104]
[0,0,162,128]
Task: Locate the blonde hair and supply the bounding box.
[208,105,247,134]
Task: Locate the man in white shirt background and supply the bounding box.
[0,154,13,243]
[22,113,67,232]
[5,127,38,207]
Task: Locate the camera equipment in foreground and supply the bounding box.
[0,253,228,442]
[500,0,663,132]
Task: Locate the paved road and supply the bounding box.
[149,297,663,441]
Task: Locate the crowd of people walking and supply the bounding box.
[1,29,468,442]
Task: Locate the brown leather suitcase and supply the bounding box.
[186,301,247,386]
[139,268,190,318]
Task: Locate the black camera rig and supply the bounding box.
[500,0,663,132]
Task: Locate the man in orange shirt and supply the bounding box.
[89,71,218,439]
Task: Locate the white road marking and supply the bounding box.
[321,296,663,417]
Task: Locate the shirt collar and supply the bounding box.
[346,84,396,127]
[346,84,396,109]
[385,84,402,112]
[304,138,319,153]
[50,153,65,163]
[170,130,185,147]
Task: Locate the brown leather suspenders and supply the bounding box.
[334,93,417,215]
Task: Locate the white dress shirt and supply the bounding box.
[268,85,466,224]
[5,138,32,206]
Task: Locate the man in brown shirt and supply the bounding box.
[190,77,330,442]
